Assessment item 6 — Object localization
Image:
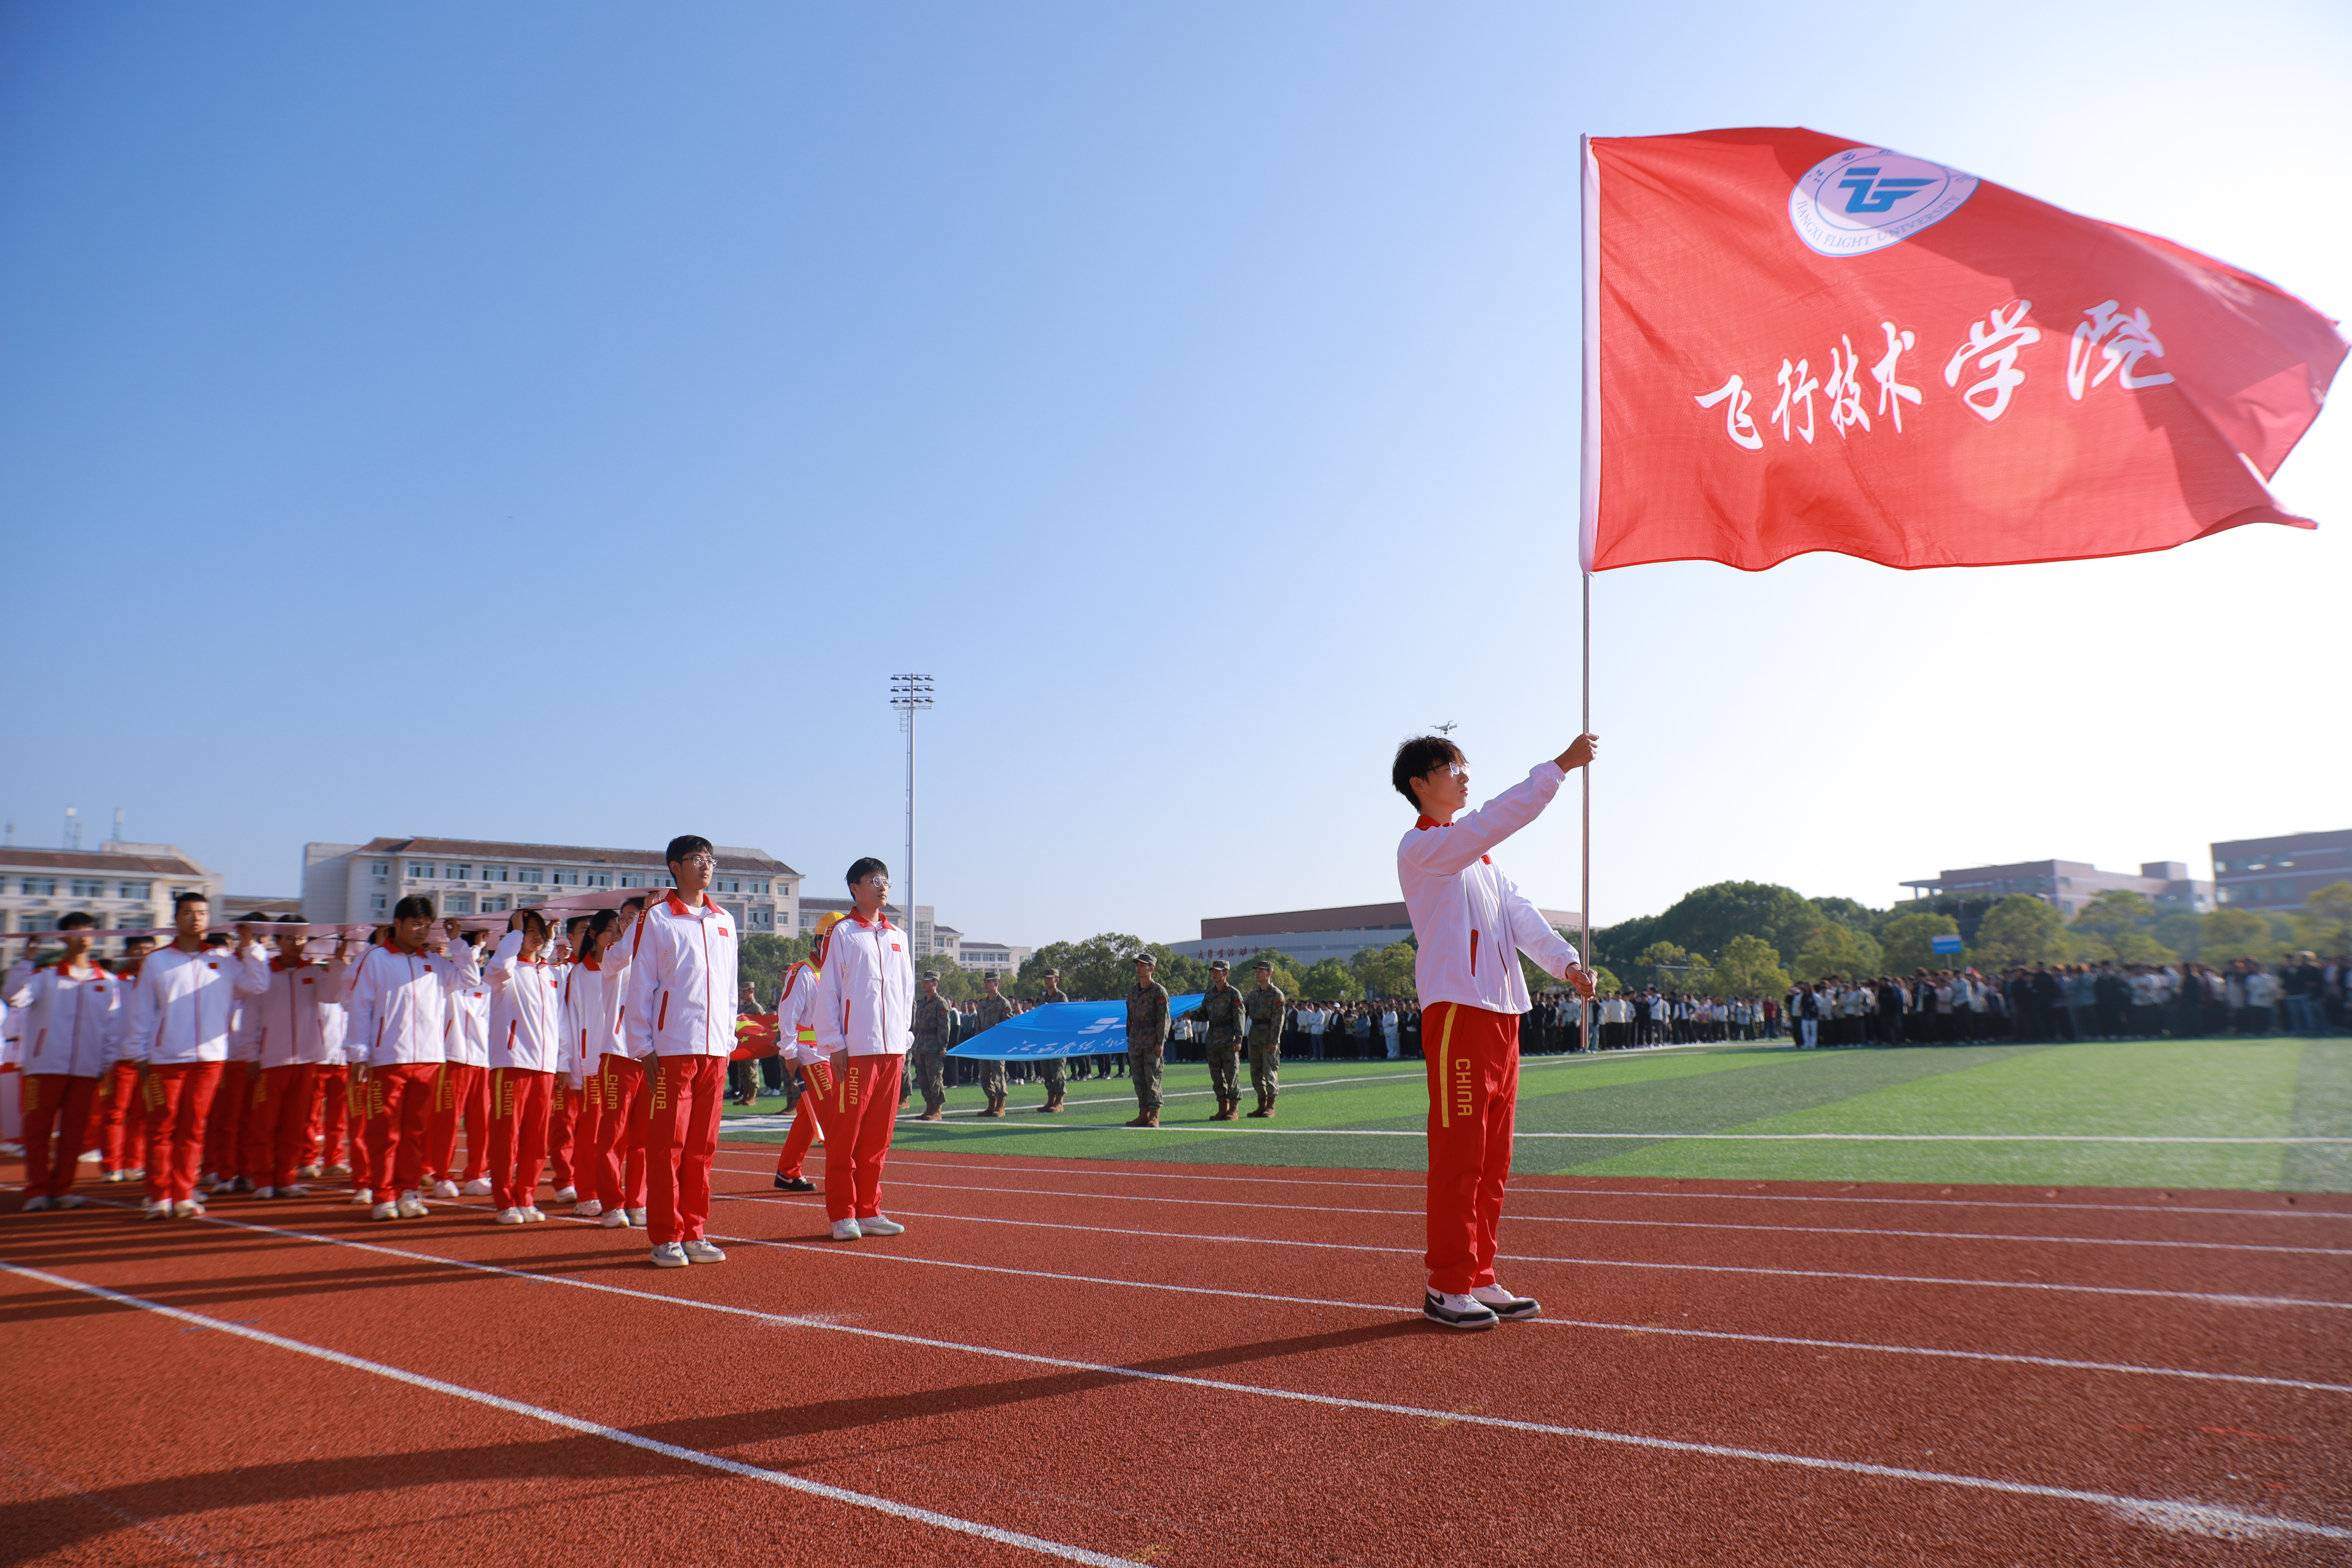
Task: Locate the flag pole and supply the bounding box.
[1577,133,1599,1050]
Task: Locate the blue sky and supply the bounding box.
[3,2,2346,947]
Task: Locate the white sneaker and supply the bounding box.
[599,1208,631,1228]
[78,1149,102,1162]
[858,1214,905,1236]
[325,1163,351,1179]
[143,1198,168,1219]
[21,1195,52,1212]
[1421,1290,1499,1331]
[298,1164,322,1180]
[251,1186,276,1200]
[521,1206,547,1223]
[396,1192,430,1219]
[371,1201,400,1221]
[461,1177,494,1197]
[554,1186,578,1203]
[681,1239,726,1263]
[649,1242,689,1268]
[574,1199,603,1217]
[494,1207,527,1225]
[430,1179,461,1199]
[1470,1284,1540,1320]
[103,1170,127,1183]
[279,1184,310,1198]
[173,1200,206,1220]
[830,1218,863,1241]
[55,1193,85,1210]
[349,1188,377,1206]
[625,1207,646,1227]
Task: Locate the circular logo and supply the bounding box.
[1788,145,1978,258]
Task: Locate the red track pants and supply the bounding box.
[426,1062,488,1182]
[308,1066,349,1169]
[772,1078,822,1178]
[363,1063,440,1202]
[821,1054,903,1223]
[342,1069,374,1191]
[1421,1002,1519,1295]
[586,1055,646,1212]
[202,1063,254,1181]
[544,1078,578,1191]
[238,1063,318,1191]
[644,1054,724,1246]
[20,1073,100,1201]
[143,1061,225,1207]
[571,1078,600,1196]
[487,1067,554,1211]
[97,1061,147,1174]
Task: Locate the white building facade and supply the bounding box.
[304,837,800,934]
[1,843,225,947]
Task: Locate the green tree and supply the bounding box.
[1710,933,1790,998]
[2151,911,2206,960]
[739,933,818,1006]
[1968,895,2066,968]
[1631,940,1697,990]
[1586,964,1623,997]
[1350,941,1418,999]
[2302,881,2352,955]
[1014,934,1205,1001]
[2199,907,2279,963]
[2070,890,2156,948]
[1297,957,1363,1001]
[1637,881,1824,965]
[1791,923,1883,983]
[1809,895,1890,940]
[1880,911,1960,974]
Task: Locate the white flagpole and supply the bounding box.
[1577,133,1600,1049]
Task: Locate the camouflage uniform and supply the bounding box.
[912,991,952,1115]
[1245,982,1287,1111]
[972,991,1017,1110]
[1193,980,1247,1107]
[1034,985,1070,1101]
[1126,976,1170,1114]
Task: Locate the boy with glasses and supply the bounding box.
[624,838,738,1267]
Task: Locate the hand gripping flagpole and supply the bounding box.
[1577,133,1600,1052]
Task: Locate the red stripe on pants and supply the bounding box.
[586,1056,647,1212]
[143,1062,225,1206]
[772,1078,821,1178]
[98,1061,147,1174]
[486,1067,554,1211]
[20,1073,100,1200]
[544,1078,578,1191]
[363,1062,439,1202]
[250,1063,317,1192]
[1421,1002,1518,1295]
[425,1062,487,1182]
[644,1054,724,1246]
[343,1069,374,1191]
[823,1054,903,1223]
[309,1065,350,1169]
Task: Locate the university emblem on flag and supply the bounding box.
[1788,146,1977,257]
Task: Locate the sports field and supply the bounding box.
[5,1035,2347,1565]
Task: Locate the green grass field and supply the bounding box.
[720,1037,2352,1193]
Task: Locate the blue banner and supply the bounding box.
[946,994,1206,1060]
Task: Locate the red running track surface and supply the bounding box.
[3,1139,2347,1565]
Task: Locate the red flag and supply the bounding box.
[1580,128,2346,573]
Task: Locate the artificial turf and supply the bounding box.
[718,1036,2352,1193]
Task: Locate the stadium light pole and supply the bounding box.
[889,674,935,956]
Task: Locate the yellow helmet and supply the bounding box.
[813,911,848,936]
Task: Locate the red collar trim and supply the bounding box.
[663,892,723,919]
[1414,815,1445,831]
[577,957,601,971]
[270,957,317,972]
[848,909,893,930]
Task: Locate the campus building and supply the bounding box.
[1899,858,2215,919]
[1170,900,1582,969]
[0,842,225,948]
[2210,829,2352,911]
[302,838,800,935]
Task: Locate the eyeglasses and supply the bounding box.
[679,853,717,869]
[862,876,891,889]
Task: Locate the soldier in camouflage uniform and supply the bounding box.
[1245,959,1287,1117]
[1188,960,1248,1121]
[971,972,1017,1117]
[1032,969,1070,1111]
[1123,953,1170,1128]
[911,974,952,1121]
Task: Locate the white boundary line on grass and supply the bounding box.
[740,1177,2351,1258]
[0,1259,1134,1567]
[870,1123,2352,1144]
[19,1213,2340,1547]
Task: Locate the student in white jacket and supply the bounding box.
[239,917,356,1199]
[342,899,479,1220]
[622,836,738,1268]
[484,910,566,1223]
[426,928,493,1199]
[584,898,650,1229]
[121,894,272,1219]
[557,914,608,1217]
[3,912,124,1209]
[807,858,914,1242]
[1394,731,1598,1331]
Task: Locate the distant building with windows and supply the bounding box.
[0,842,224,948]
[1899,858,2214,919]
[1170,900,1580,969]
[303,838,799,934]
[954,940,1034,978]
[2210,830,2352,911]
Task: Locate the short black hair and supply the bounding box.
[846,856,889,890]
[666,835,714,865]
[277,913,305,924]
[174,890,210,911]
[1392,735,1465,809]
[58,911,95,932]
[518,908,551,942]
[392,894,436,922]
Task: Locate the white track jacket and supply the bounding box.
[447,949,491,1069]
[774,960,822,1064]
[249,956,355,1069]
[560,958,609,1085]
[486,931,566,1073]
[125,943,272,1066]
[810,912,913,1058]
[344,939,478,1069]
[1398,761,1580,1016]
[2,960,124,1077]
[622,893,738,1059]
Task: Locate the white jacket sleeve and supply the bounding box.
[343,954,380,1067]
[485,929,525,994]
[622,924,657,1060]
[1502,875,1579,979]
[125,966,161,1063]
[1,961,32,1012]
[1397,763,1565,879]
[810,955,845,1055]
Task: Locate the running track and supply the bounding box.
[4,1141,2348,1565]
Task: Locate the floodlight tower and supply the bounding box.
[889,674,935,957]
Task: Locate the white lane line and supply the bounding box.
[714,1155,2350,1223]
[877,1122,2352,1144]
[32,1218,2341,1547]
[710,1197,2352,1311]
[0,1258,1132,1567]
[734,1178,2348,1259]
